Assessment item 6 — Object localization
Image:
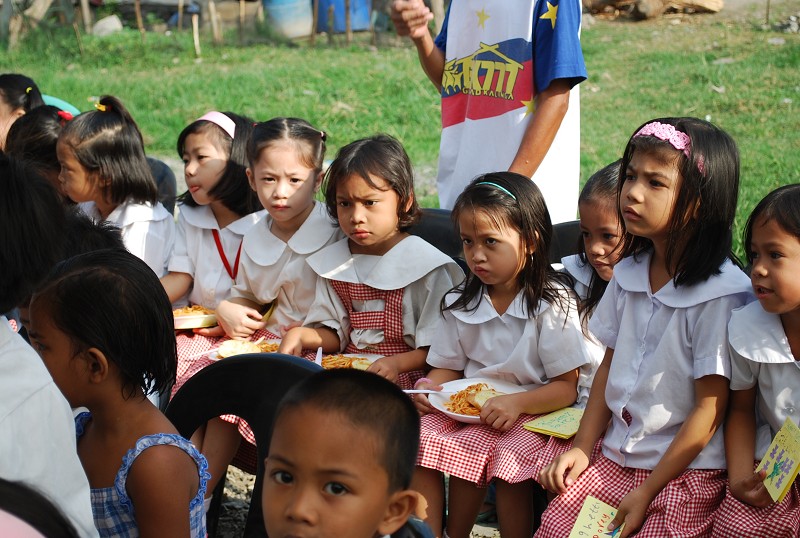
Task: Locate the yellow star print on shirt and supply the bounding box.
[476,8,490,28]
[540,1,558,29]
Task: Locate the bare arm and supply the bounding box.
[160,272,193,304]
[508,78,572,178]
[214,297,267,339]
[725,387,772,507]
[368,347,430,383]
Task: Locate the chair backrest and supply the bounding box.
[408,208,468,272]
[165,353,322,537]
[549,220,581,265]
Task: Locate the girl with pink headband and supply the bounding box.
[537,117,752,537]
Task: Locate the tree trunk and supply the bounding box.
[8,0,54,48]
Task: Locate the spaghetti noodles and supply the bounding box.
[445,383,489,416]
[173,305,214,316]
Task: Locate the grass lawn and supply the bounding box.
[1,0,797,255]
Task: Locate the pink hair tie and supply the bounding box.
[634,121,691,158]
[197,111,235,139]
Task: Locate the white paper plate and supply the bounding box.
[428,378,525,424]
[207,339,281,361]
[320,353,383,370]
[174,313,217,330]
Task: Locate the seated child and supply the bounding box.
[28,249,209,537]
[263,368,433,538]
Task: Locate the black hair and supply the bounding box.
[324,134,420,231]
[744,184,800,264]
[618,117,740,287]
[447,172,573,316]
[58,95,156,206]
[63,207,126,254]
[275,369,420,491]
[32,249,177,399]
[0,154,67,313]
[5,105,66,185]
[576,159,622,325]
[0,478,79,538]
[247,117,326,172]
[176,111,260,217]
[0,73,45,113]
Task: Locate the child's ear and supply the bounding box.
[246,168,257,191]
[526,230,540,256]
[80,347,110,384]
[313,170,324,193]
[403,193,415,214]
[375,489,417,536]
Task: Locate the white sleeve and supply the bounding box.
[425,309,468,370]
[304,280,351,351]
[122,217,175,277]
[167,213,194,276]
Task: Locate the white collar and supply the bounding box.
[447,287,542,324]
[179,204,265,234]
[561,254,594,289]
[612,251,752,307]
[307,235,462,290]
[243,202,338,265]
[82,200,170,226]
[729,301,795,364]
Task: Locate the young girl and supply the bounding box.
[28,248,209,537]
[278,134,463,388]
[0,73,44,150]
[57,95,174,277]
[411,173,590,538]
[711,184,800,538]
[181,117,340,495]
[537,118,753,538]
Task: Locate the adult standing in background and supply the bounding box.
[391,0,586,223]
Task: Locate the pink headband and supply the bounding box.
[197,111,235,139]
[634,121,691,158]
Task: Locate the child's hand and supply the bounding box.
[480,393,523,431]
[410,380,441,415]
[216,300,266,339]
[277,328,304,356]
[608,486,655,538]
[368,357,399,383]
[194,325,225,337]
[279,320,303,337]
[538,447,589,494]
[390,0,433,39]
[730,468,772,508]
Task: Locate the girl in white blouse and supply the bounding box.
[712,184,800,537]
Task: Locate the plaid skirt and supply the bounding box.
[534,456,726,538]
[417,412,549,487]
[711,472,800,538]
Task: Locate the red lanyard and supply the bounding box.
[212,229,242,281]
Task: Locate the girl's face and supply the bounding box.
[56,140,101,204]
[620,149,683,249]
[0,98,24,150]
[458,209,526,292]
[247,140,321,230]
[579,199,622,281]
[749,217,800,317]
[336,174,406,255]
[182,132,228,206]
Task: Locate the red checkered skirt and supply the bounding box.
[530,436,605,486]
[711,471,800,538]
[329,281,425,389]
[534,456,726,538]
[416,411,549,487]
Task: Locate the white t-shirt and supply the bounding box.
[729,300,799,460]
[304,236,464,351]
[168,205,265,309]
[427,286,590,391]
[0,319,98,538]
[589,252,752,470]
[229,202,342,336]
[80,199,175,277]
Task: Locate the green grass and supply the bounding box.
[1,2,798,254]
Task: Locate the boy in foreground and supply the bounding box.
[263,369,432,538]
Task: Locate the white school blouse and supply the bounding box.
[427,286,590,391]
[79,199,175,277]
[168,205,265,309]
[304,236,464,351]
[729,300,800,459]
[589,252,752,470]
[229,202,342,336]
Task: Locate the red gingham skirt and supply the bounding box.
[530,436,605,485]
[711,471,800,538]
[534,456,726,538]
[416,411,549,487]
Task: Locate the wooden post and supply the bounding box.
[310,0,319,45]
[430,0,444,34]
[238,0,245,44]
[344,0,351,44]
[177,0,184,30]
[73,20,84,56]
[192,13,201,56]
[208,0,222,44]
[80,0,91,33]
[327,4,333,45]
[134,0,146,42]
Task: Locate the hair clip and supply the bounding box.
[57,110,74,122]
[94,102,108,112]
[320,130,326,141]
[634,122,691,158]
[476,181,517,200]
[25,86,32,94]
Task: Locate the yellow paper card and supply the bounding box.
[569,495,624,538]
[524,407,584,439]
[757,417,800,503]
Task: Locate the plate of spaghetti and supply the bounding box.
[321,353,382,370]
[208,338,281,360]
[428,378,525,424]
[173,305,217,330]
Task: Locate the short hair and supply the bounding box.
[32,249,177,399]
[744,183,800,263]
[0,154,66,313]
[324,134,420,231]
[0,73,44,112]
[247,117,326,172]
[176,112,260,217]
[63,208,126,255]
[618,117,740,286]
[58,95,156,206]
[275,369,420,491]
[5,105,65,181]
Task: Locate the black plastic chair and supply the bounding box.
[408,208,467,271]
[549,220,581,264]
[165,353,322,537]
